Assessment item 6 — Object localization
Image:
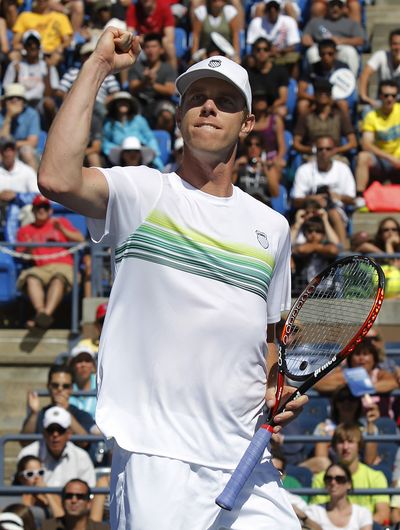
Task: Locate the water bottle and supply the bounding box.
[94,440,106,465]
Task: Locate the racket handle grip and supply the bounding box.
[215,426,273,511]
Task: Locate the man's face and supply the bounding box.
[72,354,95,385]
[5,96,24,115]
[48,372,73,406]
[327,1,344,20]
[316,137,335,165]
[1,145,17,167]
[43,423,70,458]
[334,437,359,466]
[265,3,280,23]
[178,78,254,160]
[315,89,332,106]
[390,35,400,61]
[143,39,163,62]
[63,481,91,517]
[33,204,52,225]
[380,85,398,112]
[25,39,40,60]
[139,0,155,14]
[319,46,336,68]
[253,41,270,65]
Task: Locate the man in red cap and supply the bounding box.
[16,194,85,329]
[76,302,107,355]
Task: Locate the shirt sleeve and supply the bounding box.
[246,18,262,45]
[267,220,291,322]
[87,166,163,248]
[367,50,385,72]
[291,164,311,198]
[362,110,377,133]
[286,17,300,46]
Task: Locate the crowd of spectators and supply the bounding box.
[0,0,400,528]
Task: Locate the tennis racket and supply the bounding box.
[216,254,385,511]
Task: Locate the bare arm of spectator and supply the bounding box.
[333,132,357,156]
[0,17,9,54]
[20,391,41,435]
[230,12,242,61]
[320,209,340,244]
[16,134,38,149]
[294,241,339,259]
[190,13,202,57]
[362,130,400,168]
[272,85,288,113]
[302,33,314,47]
[297,80,315,104]
[332,35,363,47]
[358,64,379,107]
[293,133,313,155]
[152,79,176,97]
[52,219,84,242]
[374,369,398,394]
[374,502,391,526]
[363,403,379,466]
[13,31,23,51]
[90,474,109,522]
[293,194,328,209]
[314,366,346,393]
[275,113,287,163]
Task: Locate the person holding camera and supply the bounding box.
[291,134,356,247]
[232,130,280,206]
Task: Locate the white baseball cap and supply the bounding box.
[43,406,71,429]
[0,513,24,530]
[70,344,96,359]
[175,56,252,112]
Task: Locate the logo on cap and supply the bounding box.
[208,59,221,68]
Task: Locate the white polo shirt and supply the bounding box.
[18,440,96,487]
[88,168,291,469]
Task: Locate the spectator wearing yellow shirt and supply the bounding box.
[310,424,390,526]
[12,0,73,61]
[355,80,400,199]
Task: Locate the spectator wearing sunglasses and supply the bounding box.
[291,135,356,248]
[311,424,390,526]
[15,194,85,330]
[292,215,339,294]
[41,479,109,530]
[18,407,96,488]
[232,130,280,206]
[356,80,400,201]
[21,365,99,448]
[304,463,373,530]
[10,455,63,527]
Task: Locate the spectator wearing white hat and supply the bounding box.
[101,91,163,169]
[18,406,96,488]
[0,83,41,169]
[108,136,156,168]
[69,346,97,419]
[3,30,59,126]
[0,513,24,530]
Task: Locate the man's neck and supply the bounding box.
[317,160,333,172]
[3,160,15,172]
[381,104,395,116]
[64,514,89,530]
[178,148,236,197]
[347,459,360,475]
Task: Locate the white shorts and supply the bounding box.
[110,444,301,530]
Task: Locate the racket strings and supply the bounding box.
[285,261,380,378]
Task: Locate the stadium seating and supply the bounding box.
[0,253,17,303]
[153,129,172,166]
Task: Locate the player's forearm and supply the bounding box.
[38,58,108,196]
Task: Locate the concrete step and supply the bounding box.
[0,329,71,364]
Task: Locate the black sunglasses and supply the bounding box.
[63,492,90,500]
[324,474,347,484]
[50,382,72,390]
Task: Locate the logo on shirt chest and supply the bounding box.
[255,230,269,249]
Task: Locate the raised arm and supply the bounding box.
[38,28,141,219]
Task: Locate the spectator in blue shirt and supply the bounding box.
[0,83,41,169]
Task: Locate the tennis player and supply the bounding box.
[38,27,308,530]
